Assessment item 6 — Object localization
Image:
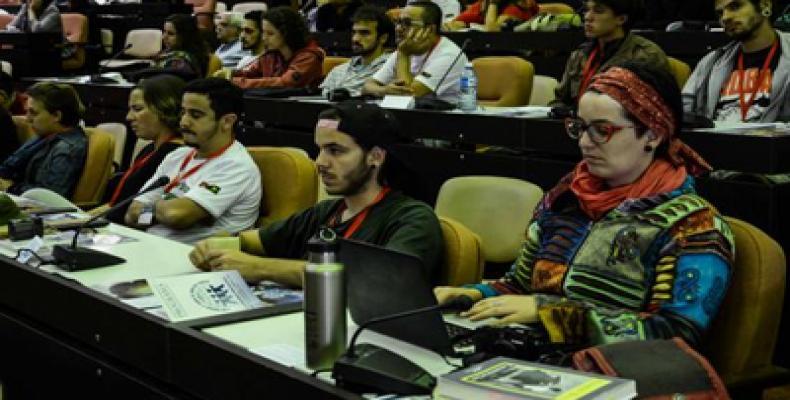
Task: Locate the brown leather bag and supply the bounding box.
[572,337,730,400]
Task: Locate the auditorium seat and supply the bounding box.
[537,2,575,15]
[96,122,127,168]
[667,57,691,89]
[231,2,267,14]
[71,128,116,208]
[705,217,790,398]
[439,216,484,286]
[61,13,89,71]
[247,147,318,227]
[322,56,349,77]
[435,176,543,265]
[206,53,222,77]
[100,28,113,55]
[529,75,558,106]
[0,13,13,30]
[472,57,534,107]
[100,29,162,70]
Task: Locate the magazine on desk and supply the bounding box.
[92,273,303,321]
[436,356,636,400]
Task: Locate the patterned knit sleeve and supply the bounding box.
[466,220,542,298]
[537,208,734,347]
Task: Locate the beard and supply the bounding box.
[727,15,764,41]
[351,42,376,57]
[324,160,375,196]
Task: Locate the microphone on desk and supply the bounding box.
[414,38,472,111]
[90,43,133,84]
[331,296,474,395]
[52,176,170,271]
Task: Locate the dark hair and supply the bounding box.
[183,78,243,121]
[262,6,310,52]
[317,106,424,198]
[0,71,12,97]
[244,10,264,31]
[26,82,85,127]
[587,0,645,32]
[37,0,55,10]
[352,5,396,49]
[135,74,186,134]
[407,1,443,32]
[601,61,681,157]
[165,14,211,76]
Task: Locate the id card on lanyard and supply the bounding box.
[164,141,234,194]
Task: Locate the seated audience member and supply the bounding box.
[551,0,669,108]
[0,72,20,163]
[155,14,211,80]
[228,7,325,89]
[683,0,789,123]
[98,75,185,223]
[189,101,444,287]
[435,62,734,348]
[320,6,395,97]
[5,0,62,33]
[363,1,468,104]
[214,12,250,68]
[232,11,267,71]
[315,0,362,32]
[0,83,87,197]
[124,79,261,244]
[444,0,538,32]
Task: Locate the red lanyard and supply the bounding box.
[109,137,174,205]
[578,45,602,102]
[738,39,778,122]
[163,141,234,193]
[329,187,391,239]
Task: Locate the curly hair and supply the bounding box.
[262,6,310,52]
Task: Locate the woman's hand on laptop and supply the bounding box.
[460,294,538,326]
[434,287,482,306]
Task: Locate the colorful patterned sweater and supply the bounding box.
[470,176,734,347]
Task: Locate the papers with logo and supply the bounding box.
[148,271,264,322]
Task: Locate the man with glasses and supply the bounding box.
[320,6,395,98]
[214,12,249,68]
[362,1,468,104]
[550,0,668,109]
[215,11,266,75]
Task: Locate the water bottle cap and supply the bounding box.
[308,228,339,253]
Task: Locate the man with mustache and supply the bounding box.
[320,6,394,97]
[683,0,789,122]
[214,12,249,68]
[550,0,668,109]
[189,101,443,287]
[125,79,261,245]
[218,11,266,73]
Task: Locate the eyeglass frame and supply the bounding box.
[564,117,636,144]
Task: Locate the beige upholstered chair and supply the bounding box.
[668,57,692,89]
[435,176,543,264]
[71,128,116,207]
[247,147,318,227]
[472,57,534,107]
[705,217,790,397]
[439,216,484,286]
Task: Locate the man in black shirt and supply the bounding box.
[683,0,790,122]
[189,101,444,287]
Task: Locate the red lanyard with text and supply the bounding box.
[329,187,391,239]
[738,39,778,122]
[578,45,602,102]
[109,137,174,205]
[164,141,233,193]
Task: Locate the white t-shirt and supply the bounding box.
[372,36,468,104]
[134,141,262,244]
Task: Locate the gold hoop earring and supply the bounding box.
[762,8,772,17]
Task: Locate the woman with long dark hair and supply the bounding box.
[155,14,211,80]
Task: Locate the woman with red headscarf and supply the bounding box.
[435,61,734,348]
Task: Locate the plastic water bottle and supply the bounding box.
[304,230,346,370]
[459,62,477,111]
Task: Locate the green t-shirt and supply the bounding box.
[258,191,444,284]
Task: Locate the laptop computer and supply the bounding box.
[339,239,486,356]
